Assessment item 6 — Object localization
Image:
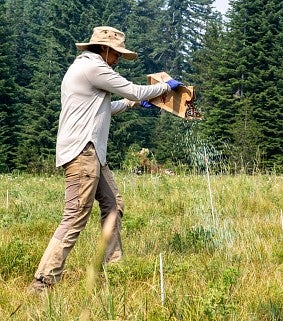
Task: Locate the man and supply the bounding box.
[28,26,183,293]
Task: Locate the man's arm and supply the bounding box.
[110,99,140,116]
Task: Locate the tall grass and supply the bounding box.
[0,172,282,320]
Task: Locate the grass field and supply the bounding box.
[0,172,282,320]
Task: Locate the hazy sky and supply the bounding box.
[214,0,230,14]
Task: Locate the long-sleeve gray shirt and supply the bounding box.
[56,51,170,167]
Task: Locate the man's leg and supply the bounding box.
[95,165,124,263]
[31,143,100,287]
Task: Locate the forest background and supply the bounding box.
[0,0,282,174]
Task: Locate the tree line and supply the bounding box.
[0,0,282,174]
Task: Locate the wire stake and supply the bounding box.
[159,253,165,306]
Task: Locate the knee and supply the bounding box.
[99,193,124,224]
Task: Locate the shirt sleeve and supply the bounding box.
[83,55,170,101]
[111,99,130,115]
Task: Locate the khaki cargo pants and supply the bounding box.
[34,143,124,284]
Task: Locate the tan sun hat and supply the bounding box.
[75,26,138,60]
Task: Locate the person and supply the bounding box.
[28,26,183,293]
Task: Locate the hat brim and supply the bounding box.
[75,42,138,60]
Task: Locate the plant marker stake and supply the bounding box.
[204,147,215,226]
[6,189,9,210]
[159,253,165,306]
[123,177,126,193]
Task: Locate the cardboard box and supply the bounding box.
[147,72,201,120]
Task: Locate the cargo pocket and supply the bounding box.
[79,144,100,209]
[81,143,100,179]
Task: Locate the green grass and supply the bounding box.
[0,172,282,320]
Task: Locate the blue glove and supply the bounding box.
[141,100,155,108]
[166,79,184,90]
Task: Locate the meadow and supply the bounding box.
[0,172,282,320]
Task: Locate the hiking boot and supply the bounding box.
[106,250,123,264]
[27,278,52,294]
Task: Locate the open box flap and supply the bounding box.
[147,72,201,120]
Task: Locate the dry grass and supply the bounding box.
[0,172,282,320]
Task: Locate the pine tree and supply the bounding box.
[107,0,168,167]
[14,0,103,171]
[163,0,216,80]
[193,0,283,172]
[12,0,57,171]
[191,18,236,155]
[3,0,281,172]
[0,0,18,171]
[151,0,219,169]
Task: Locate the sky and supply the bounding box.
[213,0,230,14]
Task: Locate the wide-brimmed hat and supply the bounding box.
[75,26,138,60]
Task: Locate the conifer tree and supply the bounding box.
[191,18,235,155]
[3,0,281,172]
[151,0,218,168]
[14,0,102,171]
[196,0,283,171]
[108,0,168,167]
[0,0,18,171]
[164,0,215,80]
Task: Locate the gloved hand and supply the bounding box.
[141,100,155,108]
[166,79,184,90]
